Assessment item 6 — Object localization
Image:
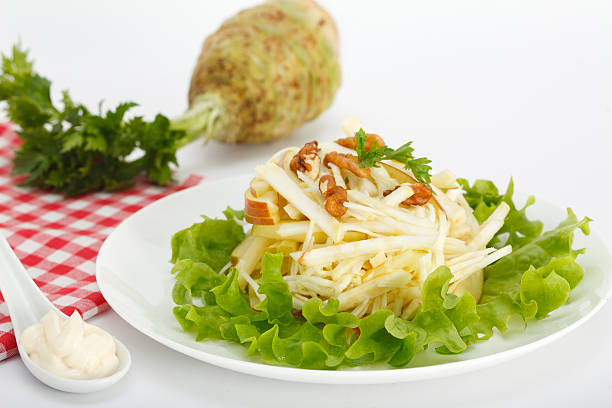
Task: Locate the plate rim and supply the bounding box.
[96,174,612,384]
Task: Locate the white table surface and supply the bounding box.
[2,0,612,406]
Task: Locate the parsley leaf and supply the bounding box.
[352,128,432,185]
[0,45,188,196]
[404,157,432,185]
[381,141,414,163]
[354,128,390,167]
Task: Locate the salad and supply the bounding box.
[169,118,590,369]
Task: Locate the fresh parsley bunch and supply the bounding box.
[353,128,432,185]
[0,45,187,196]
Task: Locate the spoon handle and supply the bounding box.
[0,233,61,338]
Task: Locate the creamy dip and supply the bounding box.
[20,310,119,380]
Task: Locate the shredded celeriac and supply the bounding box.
[234,124,512,317]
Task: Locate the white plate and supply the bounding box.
[96,174,612,384]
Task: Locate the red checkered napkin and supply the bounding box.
[0,124,202,361]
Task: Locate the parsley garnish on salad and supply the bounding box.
[168,176,591,369]
[353,128,432,185]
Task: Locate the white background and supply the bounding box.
[1,0,612,406]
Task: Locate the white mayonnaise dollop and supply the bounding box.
[20,310,119,380]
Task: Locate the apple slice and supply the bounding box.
[380,161,418,184]
[449,269,483,302]
[244,214,278,225]
[245,189,279,218]
[249,177,271,198]
[431,170,458,189]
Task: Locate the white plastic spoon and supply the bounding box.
[0,233,131,393]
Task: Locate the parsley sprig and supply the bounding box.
[0,45,189,196]
[353,128,432,185]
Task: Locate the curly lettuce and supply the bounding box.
[169,183,591,369]
[170,207,245,270]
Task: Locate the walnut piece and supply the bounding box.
[318,174,347,217]
[318,175,336,196]
[289,141,320,179]
[335,133,385,152]
[323,151,370,178]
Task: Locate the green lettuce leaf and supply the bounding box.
[171,259,225,305]
[519,266,570,319]
[483,208,590,302]
[344,267,479,362]
[415,267,474,353]
[495,181,543,248]
[251,320,349,369]
[387,332,420,367]
[472,294,522,339]
[459,178,591,333]
[271,323,327,369]
[211,268,268,322]
[222,206,245,221]
[457,178,543,247]
[170,208,245,271]
[345,310,400,362]
[174,304,233,341]
[302,298,358,327]
[255,253,295,325]
[457,179,504,223]
[537,255,584,290]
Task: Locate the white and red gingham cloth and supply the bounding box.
[0,124,202,361]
